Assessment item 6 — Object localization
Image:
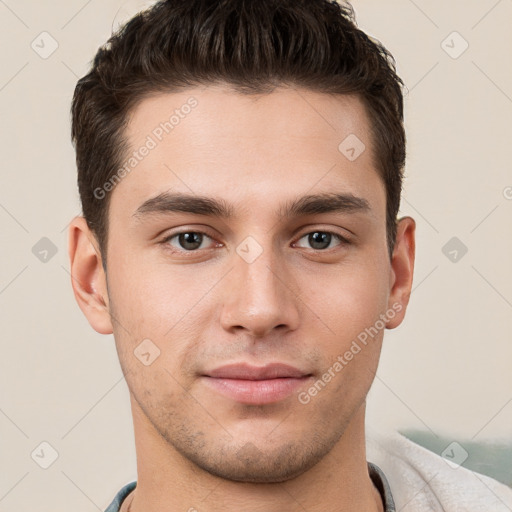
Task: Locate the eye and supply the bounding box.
[160,229,350,254]
[162,231,217,251]
[294,231,350,251]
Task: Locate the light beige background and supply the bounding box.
[1,0,511,510]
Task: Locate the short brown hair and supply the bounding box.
[71,0,405,266]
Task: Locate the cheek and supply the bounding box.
[295,258,388,403]
[108,251,202,332]
[298,260,389,342]
[107,254,220,379]
[304,279,385,413]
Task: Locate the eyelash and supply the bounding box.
[159,229,351,255]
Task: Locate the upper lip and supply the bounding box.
[204,363,310,380]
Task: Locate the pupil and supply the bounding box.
[180,232,202,250]
[310,232,331,250]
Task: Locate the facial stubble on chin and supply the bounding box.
[130,380,362,485]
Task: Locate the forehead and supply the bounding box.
[126,85,372,150]
[111,85,384,223]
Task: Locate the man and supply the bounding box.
[67,1,512,510]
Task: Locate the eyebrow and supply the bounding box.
[133,191,371,220]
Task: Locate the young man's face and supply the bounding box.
[71,85,414,483]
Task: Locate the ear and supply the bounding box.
[386,216,416,329]
[68,216,113,335]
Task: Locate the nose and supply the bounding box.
[219,240,301,339]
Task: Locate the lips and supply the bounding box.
[205,362,309,380]
[201,363,313,405]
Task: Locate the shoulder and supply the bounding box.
[366,430,512,512]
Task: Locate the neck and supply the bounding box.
[123,397,383,512]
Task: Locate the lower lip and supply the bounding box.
[201,376,312,405]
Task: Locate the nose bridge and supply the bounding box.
[220,235,300,337]
[240,244,283,302]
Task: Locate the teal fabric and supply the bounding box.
[105,481,136,512]
[369,462,396,511]
[104,462,395,511]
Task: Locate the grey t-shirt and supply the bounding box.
[104,462,395,511]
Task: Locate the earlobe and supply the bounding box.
[68,216,113,335]
[386,216,416,330]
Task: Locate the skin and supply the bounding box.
[69,85,415,512]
